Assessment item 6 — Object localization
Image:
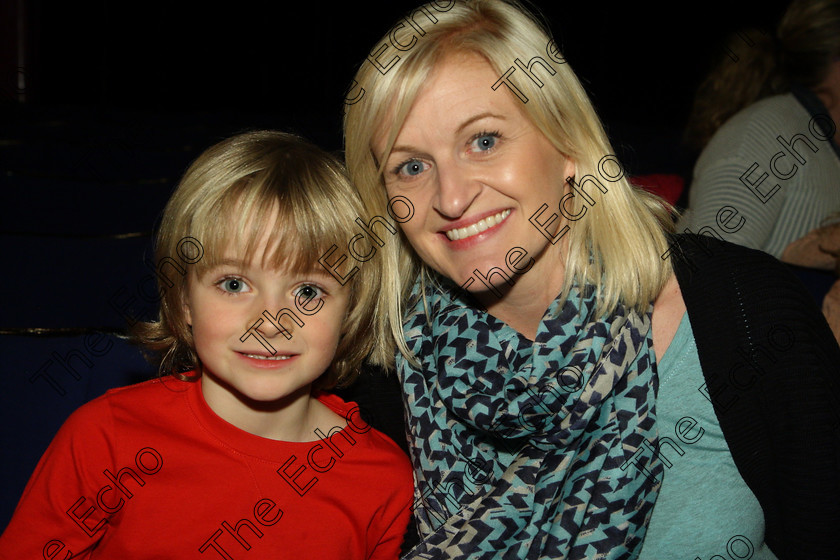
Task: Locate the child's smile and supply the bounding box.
[237,351,298,365]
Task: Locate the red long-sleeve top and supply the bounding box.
[0,375,414,559]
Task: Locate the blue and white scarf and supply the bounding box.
[397,275,663,559]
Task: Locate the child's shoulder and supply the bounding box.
[32,376,195,472]
[64,375,195,432]
[87,374,191,407]
[316,392,412,467]
[101,374,194,400]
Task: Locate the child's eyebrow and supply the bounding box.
[210,259,334,279]
[304,270,343,283]
[209,258,250,269]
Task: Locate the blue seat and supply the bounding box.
[0,333,156,530]
[0,234,172,329]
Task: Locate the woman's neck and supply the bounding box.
[474,244,568,341]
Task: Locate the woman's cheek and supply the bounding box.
[397,229,421,259]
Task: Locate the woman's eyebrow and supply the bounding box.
[389,111,506,155]
[389,144,428,157]
[454,111,505,135]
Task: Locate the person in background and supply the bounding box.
[679,0,840,259]
[782,213,840,341]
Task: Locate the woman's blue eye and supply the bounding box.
[220,278,248,293]
[472,134,497,151]
[398,160,427,177]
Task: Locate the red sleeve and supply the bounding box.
[0,395,118,559]
[366,442,415,560]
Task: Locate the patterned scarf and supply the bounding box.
[397,275,663,559]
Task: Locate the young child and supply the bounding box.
[0,131,414,559]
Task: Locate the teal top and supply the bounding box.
[638,312,778,559]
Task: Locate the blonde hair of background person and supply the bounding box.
[344,0,675,366]
[136,130,390,384]
[685,0,840,151]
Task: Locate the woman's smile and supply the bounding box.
[442,208,512,242]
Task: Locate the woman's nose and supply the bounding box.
[433,160,481,218]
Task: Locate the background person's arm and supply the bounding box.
[781,221,840,269]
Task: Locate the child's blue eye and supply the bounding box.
[294,284,325,300]
[219,277,249,294]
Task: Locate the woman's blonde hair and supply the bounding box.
[134,130,385,389]
[685,0,840,151]
[343,0,674,367]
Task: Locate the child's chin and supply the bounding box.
[236,382,308,406]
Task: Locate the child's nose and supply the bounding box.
[257,307,304,340]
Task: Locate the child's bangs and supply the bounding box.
[190,168,359,277]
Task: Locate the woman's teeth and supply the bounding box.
[243,353,292,360]
[445,209,511,241]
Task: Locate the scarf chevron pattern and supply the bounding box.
[397,276,663,559]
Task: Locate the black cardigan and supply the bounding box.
[342,234,840,559]
[669,233,840,559]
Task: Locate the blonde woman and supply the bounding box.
[343,1,840,558]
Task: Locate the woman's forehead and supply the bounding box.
[373,51,496,158]
[375,52,532,160]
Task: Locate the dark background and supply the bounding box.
[2,0,789,153]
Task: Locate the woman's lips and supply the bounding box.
[439,209,513,250]
[443,209,512,241]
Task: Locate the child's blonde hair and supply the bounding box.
[135,130,385,389]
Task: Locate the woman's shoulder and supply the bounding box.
[667,234,840,367]
[667,232,825,313]
[666,233,792,279]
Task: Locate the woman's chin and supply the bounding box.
[437,266,509,300]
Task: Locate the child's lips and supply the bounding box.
[237,351,299,367]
